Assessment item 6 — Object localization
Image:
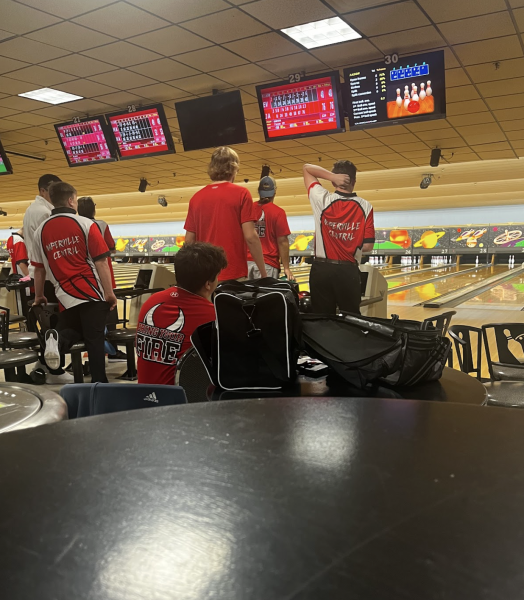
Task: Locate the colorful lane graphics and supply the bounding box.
[0,157,7,174]
[149,236,185,255]
[489,226,524,249]
[115,237,150,255]
[289,232,315,253]
[374,229,412,252]
[412,228,449,251]
[449,227,488,251]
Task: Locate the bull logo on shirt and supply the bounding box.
[136,303,185,365]
[255,209,266,239]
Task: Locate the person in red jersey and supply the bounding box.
[303,161,375,315]
[247,175,295,281]
[136,242,227,385]
[184,147,267,281]
[32,182,117,383]
[7,228,29,277]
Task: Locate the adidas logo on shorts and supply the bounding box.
[144,392,158,403]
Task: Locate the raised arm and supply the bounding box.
[303,164,351,191]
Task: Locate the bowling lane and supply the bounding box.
[456,267,524,310]
[387,264,470,290]
[388,265,509,307]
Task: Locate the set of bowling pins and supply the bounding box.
[396,80,432,109]
[401,256,419,265]
[431,256,452,266]
[508,255,516,266]
[368,256,387,265]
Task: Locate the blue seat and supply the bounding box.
[60,383,187,419]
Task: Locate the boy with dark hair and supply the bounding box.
[303,161,375,315]
[136,242,227,385]
[32,182,117,384]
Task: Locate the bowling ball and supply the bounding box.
[30,367,47,385]
[407,100,420,114]
[299,295,312,313]
[390,229,412,249]
[298,291,310,299]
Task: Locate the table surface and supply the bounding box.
[1,396,523,599]
[0,384,66,432]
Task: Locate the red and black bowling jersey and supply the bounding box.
[94,218,116,289]
[32,207,110,311]
[6,233,29,276]
[308,182,375,264]
[136,287,216,386]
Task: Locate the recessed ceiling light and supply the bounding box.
[281,17,362,50]
[18,87,83,105]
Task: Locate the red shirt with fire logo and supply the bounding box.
[136,287,215,386]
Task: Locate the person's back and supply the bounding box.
[136,242,227,385]
[184,147,267,281]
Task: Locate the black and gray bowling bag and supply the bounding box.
[302,313,450,388]
[192,278,301,391]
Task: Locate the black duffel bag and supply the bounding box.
[192,278,301,391]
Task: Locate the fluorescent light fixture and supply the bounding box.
[18,87,83,105]
[282,17,361,49]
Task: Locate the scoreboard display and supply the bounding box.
[55,116,116,167]
[107,104,175,160]
[256,72,345,142]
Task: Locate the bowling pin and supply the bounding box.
[411,83,416,97]
[396,88,402,107]
[404,91,410,110]
[412,85,419,102]
[426,80,432,96]
[419,82,426,100]
[475,256,479,265]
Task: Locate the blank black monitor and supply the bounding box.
[175,91,248,152]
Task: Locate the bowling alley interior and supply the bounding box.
[4,1,524,596]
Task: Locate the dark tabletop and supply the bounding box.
[1,397,522,599]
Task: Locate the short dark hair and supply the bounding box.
[332,160,357,183]
[78,196,96,219]
[175,243,227,293]
[48,182,77,208]
[38,174,61,192]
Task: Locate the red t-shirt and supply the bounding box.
[136,286,215,386]
[94,219,116,289]
[7,233,29,276]
[184,182,258,280]
[247,202,291,269]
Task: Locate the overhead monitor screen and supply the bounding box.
[344,50,446,130]
[55,116,117,167]
[176,91,248,152]
[0,140,12,175]
[256,72,345,142]
[107,104,175,159]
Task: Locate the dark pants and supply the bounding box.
[57,301,110,383]
[310,260,362,315]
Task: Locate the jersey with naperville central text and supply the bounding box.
[308,182,375,264]
[31,207,110,311]
[184,182,258,280]
[247,202,291,270]
[136,287,216,386]
[7,233,29,276]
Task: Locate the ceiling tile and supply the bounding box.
[2,113,54,126]
[26,22,116,52]
[509,0,524,7]
[513,8,524,32]
[130,26,211,56]
[417,0,507,23]
[494,107,524,121]
[58,79,119,98]
[487,93,524,110]
[0,56,30,76]
[126,0,230,23]
[82,42,161,68]
[446,99,488,116]
[73,2,170,39]
[0,29,14,42]
[42,54,115,77]
[370,26,446,55]
[177,46,247,71]
[182,9,270,43]
[89,69,159,89]
[447,113,496,127]
[457,123,507,144]
[6,65,74,86]
[446,85,480,102]
[211,64,274,86]
[0,76,37,95]
[325,0,399,10]
[500,119,524,132]
[454,36,523,67]
[242,0,334,29]
[171,73,226,94]
[345,2,429,36]
[0,96,48,112]
[467,58,524,84]
[439,12,516,45]
[257,52,327,78]
[478,77,524,98]
[127,82,189,102]
[16,0,116,19]
[445,68,471,88]
[0,37,70,63]
[224,34,299,64]
[129,58,198,80]
[311,38,382,67]
[92,91,150,108]
[1,1,60,35]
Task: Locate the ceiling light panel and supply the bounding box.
[18,87,83,105]
[281,17,361,49]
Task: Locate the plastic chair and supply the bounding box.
[422,310,456,336]
[175,347,213,403]
[0,305,39,350]
[60,383,187,419]
[482,323,524,381]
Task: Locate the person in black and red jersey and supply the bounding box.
[136,242,227,385]
[32,182,118,383]
[303,161,375,315]
[247,176,295,281]
[184,147,267,281]
[7,228,29,277]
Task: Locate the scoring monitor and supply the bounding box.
[256,72,345,142]
[344,50,446,130]
[106,104,175,160]
[0,139,13,175]
[55,116,117,167]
